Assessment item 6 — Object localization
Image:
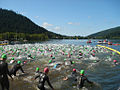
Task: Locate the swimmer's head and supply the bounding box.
[44,67,49,73]
[73,69,76,72]
[49,60,52,63]
[11,57,14,60]
[72,61,75,64]
[17,61,21,64]
[113,60,117,63]
[1,54,7,60]
[36,67,39,71]
[92,54,95,56]
[80,70,84,75]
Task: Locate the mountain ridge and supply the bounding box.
[87,26,120,39]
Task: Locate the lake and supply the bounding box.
[0,39,120,90]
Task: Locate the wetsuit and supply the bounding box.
[35,72,53,90]
[9,64,24,76]
[0,60,12,90]
[77,75,92,89]
[67,71,78,79]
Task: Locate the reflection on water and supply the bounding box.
[0,39,120,90]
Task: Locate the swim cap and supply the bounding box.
[36,67,39,71]
[72,61,75,64]
[33,56,35,59]
[93,60,97,63]
[17,61,21,64]
[49,60,52,63]
[80,70,84,75]
[11,57,14,60]
[73,69,76,72]
[50,54,53,57]
[92,54,95,56]
[52,57,55,59]
[44,67,49,73]
[113,60,117,63]
[64,58,66,61]
[1,54,7,59]
[28,54,31,56]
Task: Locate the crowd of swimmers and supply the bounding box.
[0,54,97,90]
[0,45,119,90]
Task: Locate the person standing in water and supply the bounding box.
[77,70,93,89]
[0,54,13,90]
[34,67,54,90]
[9,61,25,76]
[63,68,78,80]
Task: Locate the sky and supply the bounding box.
[0,0,120,36]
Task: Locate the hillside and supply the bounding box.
[0,8,63,41]
[87,26,120,39]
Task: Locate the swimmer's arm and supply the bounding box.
[47,77,54,90]
[63,77,68,80]
[34,75,39,80]
[63,74,73,81]
[86,77,93,84]
[20,66,25,73]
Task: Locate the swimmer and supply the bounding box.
[34,67,54,90]
[9,61,25,76]
[113,60,119,65]
[0,54,13,90]
[77,70,93,89]
[63,68,78,81]
[28,54,33,59]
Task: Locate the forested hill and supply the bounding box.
[0,8,63,41]
[87,26,120,39]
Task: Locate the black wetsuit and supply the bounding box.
[0,60,12,90]
[68,71,78,79]
[35,72,53,90]
[9,64,24,76]
[77,75,92,89]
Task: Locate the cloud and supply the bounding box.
[68,22,73,25]
[54,26,61,30]
[34,16,39,19]
[67,22,80,25]
[42,22,53,28]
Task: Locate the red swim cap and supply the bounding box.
[73,69,76,72]
[113,60,117,63]
[44,67,49,73]
[92,54,95,56]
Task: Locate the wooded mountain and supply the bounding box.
[87,26,120,39]
[0,8,119,41]
[0,8,63,41]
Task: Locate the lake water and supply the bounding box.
[0,39,120,90]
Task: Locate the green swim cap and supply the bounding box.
[93,60,97,63]
[33,56,35,59]
[11,57,14,60]
[80,70,84,75]
[1,54,7,59]
[28,54,31,56]
[36,67,39,71]
[49,60,52,63]
[52,57,55,59]
[64,58,67,61]
[72,61,75,64]
[17,61,21,64]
